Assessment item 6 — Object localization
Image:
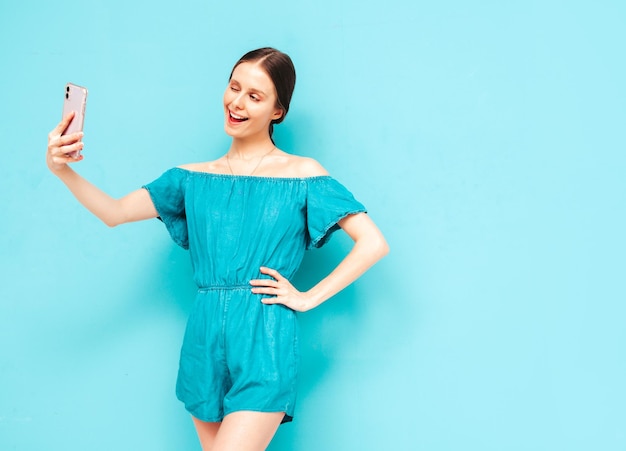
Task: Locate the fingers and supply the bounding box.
[250,268,285,296]
[49,111,75,138]
[249,278,279,288]
[250,267,302,307]
[58,132,84,147]
[250,286,280,296]
[259,266,285,281]
[47,126,84,170]
[52,132,83,148]
[260,297,279,305]
[249,270,307,311]
[49,149,84,165]
[250,267,286,291]
[49,132,84,156]
[249,278,282,296]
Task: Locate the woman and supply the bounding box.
[47,48,388,450]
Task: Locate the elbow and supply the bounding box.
[376,236,390,260]
[361,232,389,261]
[381,239,390,258]
[102,214,124,228]
[353,228,389,262]
[101,202,128,227]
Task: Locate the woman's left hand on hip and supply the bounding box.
[250,266,311,312]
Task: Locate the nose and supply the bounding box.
[231,92,245,110]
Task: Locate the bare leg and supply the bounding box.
[212,411,284,451]
[192,416,221,451]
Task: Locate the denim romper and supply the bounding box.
[143,168,366,423]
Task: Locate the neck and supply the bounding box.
[228,137,276,159]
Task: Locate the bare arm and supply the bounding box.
[47,113,158,227]
[250,212,389,312]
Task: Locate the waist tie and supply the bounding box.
[197,284,251,293]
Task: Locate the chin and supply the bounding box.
[224,120,239,137]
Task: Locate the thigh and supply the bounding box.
[225,302,299,421]
[192,416,221,451]
[212,411,284,451]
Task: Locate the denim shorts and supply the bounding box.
[175,286,299,424]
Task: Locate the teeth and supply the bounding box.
[230,112,247,120]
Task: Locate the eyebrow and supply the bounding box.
[230,79,267,96]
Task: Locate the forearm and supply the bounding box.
[53,165,127,226]
[47,114,157,227]
[305,233,389,310]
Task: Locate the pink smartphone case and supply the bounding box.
[62,83,88,136]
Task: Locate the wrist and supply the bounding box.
[50,162,72,177]
[304,289,324,311]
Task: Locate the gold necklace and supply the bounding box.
[226,146,276,176]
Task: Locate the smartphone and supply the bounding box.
[62,82,88,157]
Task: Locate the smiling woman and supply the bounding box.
[45,47,388,450]
[223,62,284,152]
[223,48,297,173]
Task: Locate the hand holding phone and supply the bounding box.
[61,83,88,157]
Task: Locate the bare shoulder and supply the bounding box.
[176,153,327,178]
[177,160,226,174]
[285,155,329,178]
[178,162,204,171]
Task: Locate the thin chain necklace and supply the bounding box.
[226,146,276,176]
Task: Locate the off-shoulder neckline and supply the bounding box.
[173,166,332,181]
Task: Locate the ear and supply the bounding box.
[272,108,284,120]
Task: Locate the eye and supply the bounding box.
[230,85,240,92]
[250,94,260,102]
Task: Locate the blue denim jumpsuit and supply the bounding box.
[143,168,365,423]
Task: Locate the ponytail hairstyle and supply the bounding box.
[229,47,296,140]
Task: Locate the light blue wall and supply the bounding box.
[1,1,625,450]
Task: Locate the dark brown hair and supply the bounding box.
[229,47,296,138]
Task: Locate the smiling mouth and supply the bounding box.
[229,112,248,122]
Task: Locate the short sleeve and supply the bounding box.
[142,168,189,249]
[306,177,367,249]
